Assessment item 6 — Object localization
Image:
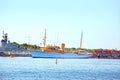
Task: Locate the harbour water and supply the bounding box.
[0,57,120,80]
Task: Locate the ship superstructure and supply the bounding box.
[0,31,25,51]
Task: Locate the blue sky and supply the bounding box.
[0,0,120,49]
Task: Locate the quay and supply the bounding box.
[0,52,31,57]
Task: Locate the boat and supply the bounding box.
[30,50,92,59]
[0,31,26,51]
[30,30,93,59]
[0,31,27,57]
[9,53,14,58]
[74,31,93,57]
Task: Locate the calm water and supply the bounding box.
[0,57,120,80]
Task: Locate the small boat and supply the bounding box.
[9,54,14,58]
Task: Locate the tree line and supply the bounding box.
[11,42,93,51]
[11,42,41,50]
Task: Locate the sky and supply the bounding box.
[0,0,120,49]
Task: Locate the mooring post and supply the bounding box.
[56,58,58,64]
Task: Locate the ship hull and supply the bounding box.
[30,51,93,59]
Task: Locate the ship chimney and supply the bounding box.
[61,43,65,52]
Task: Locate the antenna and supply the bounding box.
[56,33,59,46]
[2,31,8,42]
[27,36,30,44]
[2,31,4,39]
[54,33,58,46]
[43,29,46,48]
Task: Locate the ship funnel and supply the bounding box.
[61,43,65,52]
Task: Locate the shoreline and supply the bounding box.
[0,54,120,59]
[0,51,31,57]
[0,53,31,57]
[0,51,120,59]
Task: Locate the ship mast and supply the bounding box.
[2,31,8,42]
[43,29,46,48]
[2,31,5,39]
[80,31,83,51]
